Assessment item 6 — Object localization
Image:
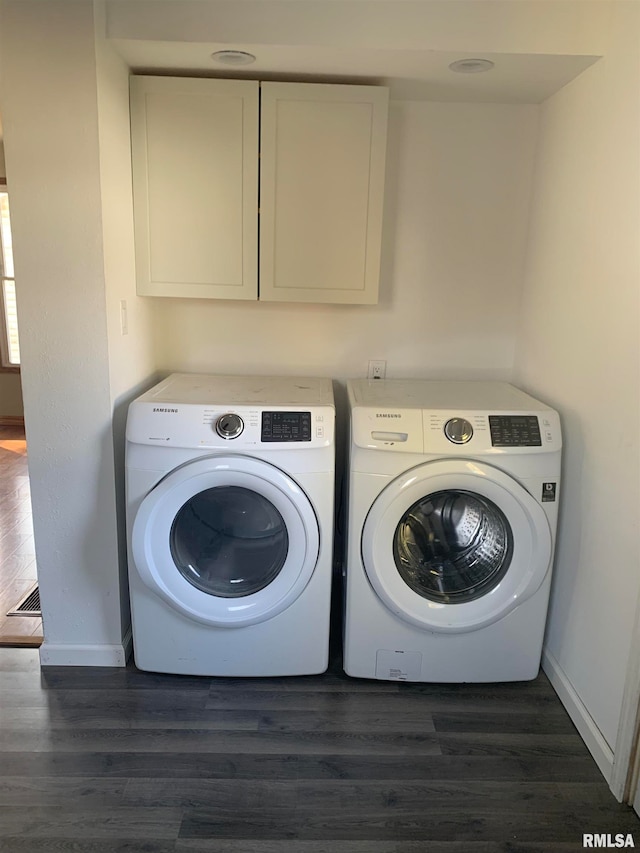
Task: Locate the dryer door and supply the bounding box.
[132,455,319,627]
[361,459,552,633]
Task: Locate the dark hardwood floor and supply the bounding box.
[0,595,638,852]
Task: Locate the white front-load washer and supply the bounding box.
[343,379,562,682]
[125,373,335,676]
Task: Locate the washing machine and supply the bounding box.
[125,373,335,676]
[343,378,562,682]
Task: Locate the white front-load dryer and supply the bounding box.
[126,373,335,676]
[343,379,562,682]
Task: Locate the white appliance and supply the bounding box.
[126,373,335,676]
[343,379,562,682]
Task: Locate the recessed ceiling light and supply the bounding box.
[211,50,256,66]
[448,58,495,74]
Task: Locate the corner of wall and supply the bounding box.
[542,646,614,787]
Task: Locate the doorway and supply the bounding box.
[0,418,41,646]
[0,176,41,646]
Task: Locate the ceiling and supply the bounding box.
[106,0,611,105]
[111,40,600,104]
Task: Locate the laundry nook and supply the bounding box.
[0,0,637,844]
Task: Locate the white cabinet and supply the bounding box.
[259,82,388,304]
[130,76,388,304]
[130,77,259,300]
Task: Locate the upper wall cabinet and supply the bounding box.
[130,76,259,300]
[130,76,389,304]
[259,82,388,305]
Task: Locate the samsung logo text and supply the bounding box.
[153,408,178,414]
[376,413,402,419]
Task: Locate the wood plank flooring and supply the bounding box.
[0,621,638,852]
[0,424,42,647]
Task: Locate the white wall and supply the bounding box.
[94,3,158,638]
[514,1,640,780]
[0,0,129,665]
[154,101,539,383]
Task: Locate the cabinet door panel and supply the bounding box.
[131,77,258,299]
[260,82,388,304]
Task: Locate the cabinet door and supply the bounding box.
[259,82,388,305]
[130,77,259,299]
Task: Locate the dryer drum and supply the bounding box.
[393,489,514,604]
[170,485,289,598]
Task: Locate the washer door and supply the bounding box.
[132,455,319,627]
[361,459,552,634]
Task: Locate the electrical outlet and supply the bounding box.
[368,360,386,380]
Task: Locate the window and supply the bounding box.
[0,189,19,368]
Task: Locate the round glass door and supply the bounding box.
[361,459,552,634]
[170,486,289,598]
[394,490,513,604]
[132,455,319,627]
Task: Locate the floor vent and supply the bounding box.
[7,584,41,617]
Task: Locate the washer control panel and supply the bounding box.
[422,409,561,453]
[261,411,312,443]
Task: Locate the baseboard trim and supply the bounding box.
[39,636,130,667]
[542,646,614,787]
[0,415,24,427]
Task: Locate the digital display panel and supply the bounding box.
[261,411,312,442]
[489,415,542,447]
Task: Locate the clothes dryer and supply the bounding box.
[126,373,335,676]
[343,379,561,682]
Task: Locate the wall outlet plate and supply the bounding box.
[368,360,386,380]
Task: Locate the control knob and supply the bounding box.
[215,413,244,440]
[444,417,473,444]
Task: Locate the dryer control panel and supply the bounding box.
[261,411,312,442]
[127,403,334,449]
